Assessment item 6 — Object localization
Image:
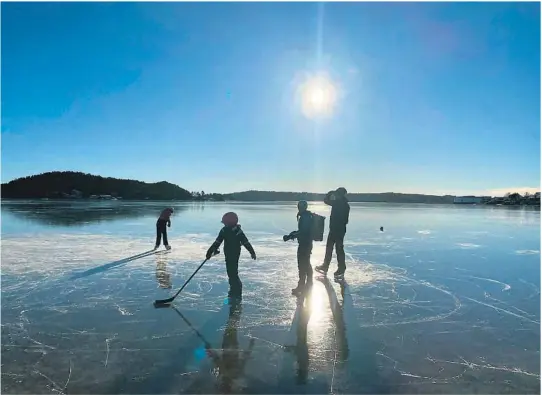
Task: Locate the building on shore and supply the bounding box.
[453,196,490,204]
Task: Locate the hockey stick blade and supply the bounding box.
[153,250,219,307]
[154,298,174,306]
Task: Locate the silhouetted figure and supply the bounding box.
[207,212,256,298]
[316,187,350,279]
[380,226,384,232]
[155,207,174,250]
[284,201,314,297]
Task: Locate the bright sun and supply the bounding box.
[298,73,338,119]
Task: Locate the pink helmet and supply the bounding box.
[221,212,239,227]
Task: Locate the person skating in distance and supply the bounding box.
[283,200,314,297]
[206,212,256,298]
[315,187,350,280]
[155,207,174,250]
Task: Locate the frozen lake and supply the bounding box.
[1,200,540,394]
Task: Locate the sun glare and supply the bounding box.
[298,73,339,120]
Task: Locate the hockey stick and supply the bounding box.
[153,250,220,306]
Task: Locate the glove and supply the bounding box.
[206,248,220,259]
[206,249,215,259]
[283,232,296,242]
[168,223,171,227]
[250,252,257,260]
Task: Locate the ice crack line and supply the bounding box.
[104,334,118,367]
[426,355,540,379]
[464,297,540,325]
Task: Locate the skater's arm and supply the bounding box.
[324,191,335,206]
[206,229,224,258]
[167,218,171,227]
[285,230,298,241]
[237,229,257,259]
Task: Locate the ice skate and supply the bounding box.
[315,265,328,275]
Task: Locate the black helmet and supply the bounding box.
[297,200,308,211]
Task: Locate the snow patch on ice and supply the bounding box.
[515,250,540,256]
[457,243,481,249]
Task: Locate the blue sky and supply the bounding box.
[2,2,540,195]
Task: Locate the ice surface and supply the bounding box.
[1,201,540,394]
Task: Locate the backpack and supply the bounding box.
[311,213,326,242]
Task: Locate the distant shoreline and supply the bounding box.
[2,171,539,206]
[2,198,541,210]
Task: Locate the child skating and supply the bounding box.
[283,201,314,297]
[155,207,174,250]
[206,212,257,298]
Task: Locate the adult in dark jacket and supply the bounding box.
[284,200,314,296]
[207,212,257,298]
[315,187,350,278]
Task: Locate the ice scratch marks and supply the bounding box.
[464,297,540,325]
[468,276,511,291]
[356,277,462,328]
[376,351,467,384]
[426,355,541,379]
[104,334,117,367]
[115,304,134,316]
[33,358,72,395]
[63,359,72,392]
[34,370,65,394]
[482,293,538,320]
[519,278,540,300]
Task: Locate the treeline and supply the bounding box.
[1,171,193,200]
[222,190,456,204]
[486,192,540,206]
[2,172,458,204]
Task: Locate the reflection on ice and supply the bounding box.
[155,254,172,289]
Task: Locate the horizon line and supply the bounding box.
[2,170,539,199]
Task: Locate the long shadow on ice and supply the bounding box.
[106,298,233,393]
[275,292,335,394]
[321,278,394,394]
[177,301,258,393]
[320,278,349,362]
[282,295,312,385]
[70,249,168,280]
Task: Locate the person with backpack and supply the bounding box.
[283,200,314,296]
[315,187,350,280]
[206,212,257,299]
